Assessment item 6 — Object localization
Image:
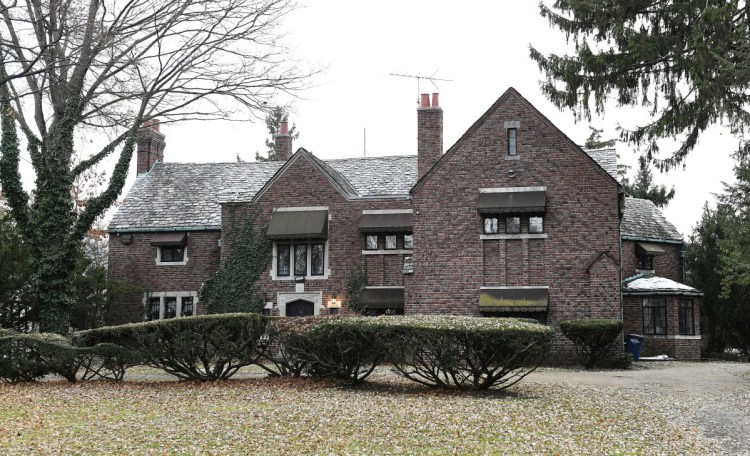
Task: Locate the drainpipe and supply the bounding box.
[618,189,625,350]
[680,241,687,284]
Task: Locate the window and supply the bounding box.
[637,254,653,270]
[149,298,160,321]
[147,294,197,320]
[506,216,521,234]
[277,244,291,276]
[507,128,517,156]
[311,243,325,276]
[164,297,177,319]
[365,235,378,250]
[404,234,414,250]
[294,244,307,276]
[483,217,499,234]
[643,298,667,335]
[529,216,544,234]
[385,235,397,250]
[679,299,694,335]
[275,241,327,279]
[182,297,194,317]
[160,246,184,263]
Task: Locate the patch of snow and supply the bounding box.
[639,355,672,361]
[625,276,699,292]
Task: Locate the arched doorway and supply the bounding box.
[286,299,315,317]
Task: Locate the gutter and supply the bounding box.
[109,226,222,233]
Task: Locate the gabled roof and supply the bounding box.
[411,87,620,193]
[621,197,682,243]
[109,154,417,232]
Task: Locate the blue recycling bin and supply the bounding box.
[625,334,644,360]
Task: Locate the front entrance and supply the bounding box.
[286,299,315,317]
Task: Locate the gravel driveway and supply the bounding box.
[527,361,750,455]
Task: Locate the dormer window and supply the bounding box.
[637,254,653,270]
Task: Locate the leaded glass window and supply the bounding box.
[294,244,307,276]
[311,243,325,276]
[160,246,184,262]
[679,299,694,335]
[149,298,160,321]
[508,128,517,156]
[385,235,397,250]
[484,217,498,234]
[182,297,194,317]
[365,235,378,250]
[277,244,291,276]
[164,297,177,319]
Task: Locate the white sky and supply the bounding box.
[18,1,737,237]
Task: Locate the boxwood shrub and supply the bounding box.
[374,316,554,390]
[560,319,623,368]
[0,331,133,383]
[75,313,267,381]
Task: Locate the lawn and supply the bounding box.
[0,368,712,455]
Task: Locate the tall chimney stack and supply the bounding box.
[136,119,166,175]
[417,93,443,179]
[273,119,293,161]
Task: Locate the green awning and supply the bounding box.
[479,287,548,312]
[359,287,405,309]
[150,232,187,246]
[477,190,546,213]
[636,242,666,256]
[267,210,328,240]
[359,213,413,232]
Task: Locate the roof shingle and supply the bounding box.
[621,197,682,242]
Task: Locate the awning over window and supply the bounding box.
[359,213,413,232]
[479,287,548,312]
[477,190,546,213]
[267,210,328,240]
[636,242,666,256]
[150,232,187,246]
[359,287,405,309]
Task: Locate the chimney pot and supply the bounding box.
[420,93,431,108]
[279,120,289,135]
[431,93,439,108]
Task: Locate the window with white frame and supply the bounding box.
[274,241,327,278]
[147,293,197,320]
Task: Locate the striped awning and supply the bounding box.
[359,287,405,309]
[359,213,413,232]
[150,232,187,246]
[477,190,546,213]
[267,210,328,240]
[479,287,548,312]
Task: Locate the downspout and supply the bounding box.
[680,241,687,284]
[618,189,625,350]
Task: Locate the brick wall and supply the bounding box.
[108,230,221,323]
[621,240,683,280]
[410,90,622,360]
[222,153,413,313]
[622,295,701,359]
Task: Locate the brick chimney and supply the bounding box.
[273,119,293,161]
[136,119,166,175]
[417,93,443,179]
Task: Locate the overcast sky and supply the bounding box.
[20,1,736,237]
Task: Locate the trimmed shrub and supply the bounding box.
[611,352,634,369]
[0,332,132,382]
[75,313,268,380]
[255,315,341,377]
[560,319,624,369]
[296,318,387,383]
[378,316,554,390]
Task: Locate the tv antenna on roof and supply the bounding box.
[390,70,452,104]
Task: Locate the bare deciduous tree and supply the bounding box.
[0,0,313,333]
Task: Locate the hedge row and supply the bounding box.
[75,313,267,381]
[259,315,555,390]
[0,330,135,383]
[559,319,623,368]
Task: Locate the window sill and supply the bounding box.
[362,249,413,255]
[635,269,655,274]
[505,155,520,161]
[155,260,188,266]
[480,233,547,240]
[270,270,331,281]
[642,334,701,340]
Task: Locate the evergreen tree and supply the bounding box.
[530,1,750,170]
[583,126,616,150]
[255,106,300,161]
[621,156,676,208]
